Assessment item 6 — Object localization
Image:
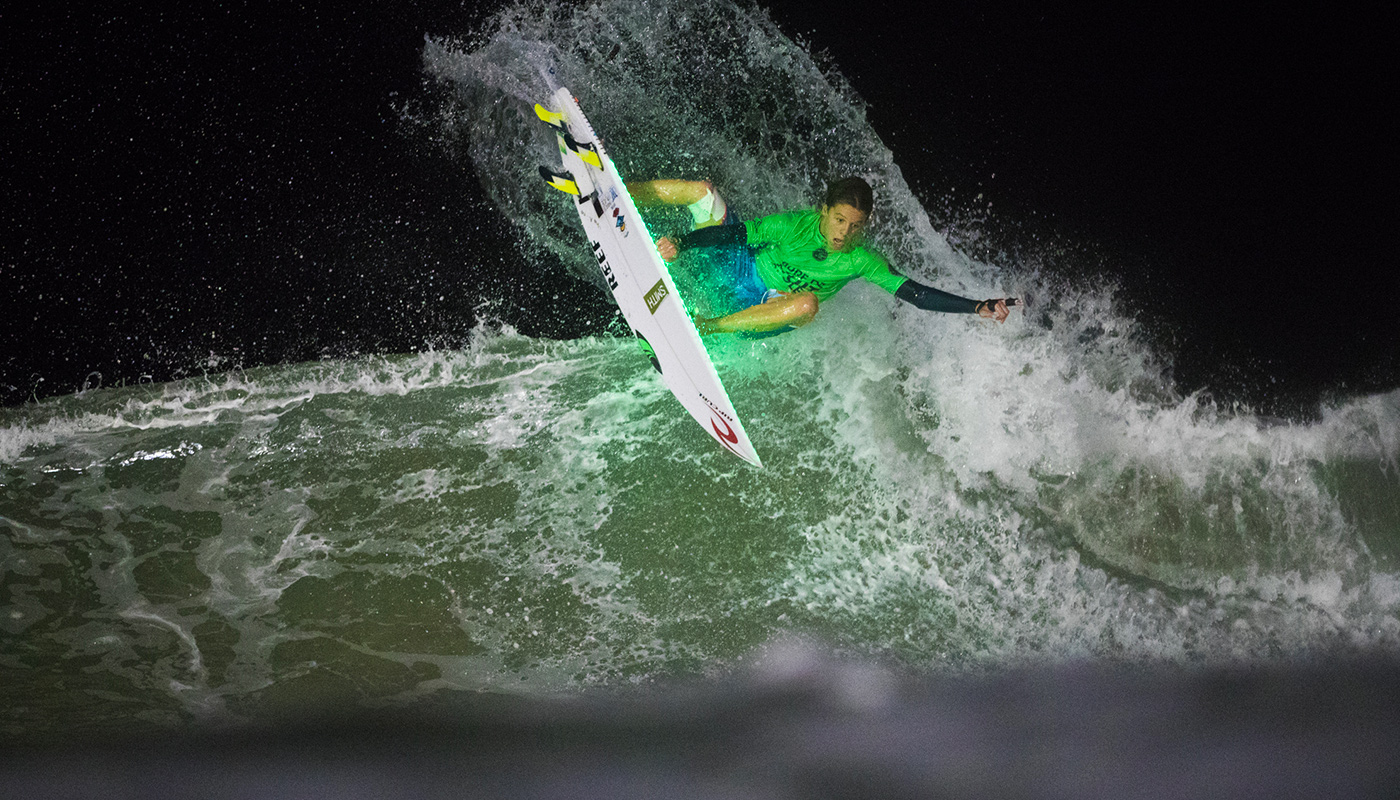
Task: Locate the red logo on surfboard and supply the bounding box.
[710,413,745,458]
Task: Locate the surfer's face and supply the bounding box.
[819,203,867,252]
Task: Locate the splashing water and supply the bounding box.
[4,0,1400,740]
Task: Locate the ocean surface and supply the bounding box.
[4,0,1400,746]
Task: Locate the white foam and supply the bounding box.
[6,1,1400,726]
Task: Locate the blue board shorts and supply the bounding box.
[711,210,792,338]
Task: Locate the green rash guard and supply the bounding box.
[743,209,907,301]
[676,206,985,315]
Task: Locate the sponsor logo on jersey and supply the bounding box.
[770,259,833,296]
[644,279,668,314]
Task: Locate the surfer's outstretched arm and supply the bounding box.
[895,280,1020,322]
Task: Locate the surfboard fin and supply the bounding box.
[538,166,579,195]
[564,134,603,169]
[533,103,566,133]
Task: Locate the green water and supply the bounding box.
[5,0,1400,743]
[4,322,1399,741]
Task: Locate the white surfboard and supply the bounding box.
[535,87,761,468]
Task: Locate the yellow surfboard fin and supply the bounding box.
[564,135,603,169]
[534,103,565,128]
[538,166,579,195]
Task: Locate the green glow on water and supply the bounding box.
[4,0,1399,745]
[3,331,1398,741]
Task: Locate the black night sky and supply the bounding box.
[4,2,1396,412]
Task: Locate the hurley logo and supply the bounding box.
[644,279,669,314]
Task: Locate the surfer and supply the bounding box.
[634,177,1018,335]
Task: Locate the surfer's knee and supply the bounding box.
[783,292,819,326]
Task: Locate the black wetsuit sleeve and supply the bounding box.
[676,224,747,250]
[894,279,981,314]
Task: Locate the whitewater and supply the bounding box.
[3,0,1399,738]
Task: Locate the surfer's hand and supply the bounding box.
[976,298,1018,322]
[656,236,679,262]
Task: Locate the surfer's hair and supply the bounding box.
[824,177,873,214]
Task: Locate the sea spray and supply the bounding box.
[2,0,1399,741]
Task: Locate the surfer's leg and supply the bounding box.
[628,179,728,227]
[629,179,709,205]
[696,292,817,335]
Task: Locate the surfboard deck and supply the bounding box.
[536,87,762,468]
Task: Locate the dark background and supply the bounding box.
[4,1,1396,411]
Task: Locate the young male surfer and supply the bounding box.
[632,177,1018,335]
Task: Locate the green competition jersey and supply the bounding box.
[743,209,907,302]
